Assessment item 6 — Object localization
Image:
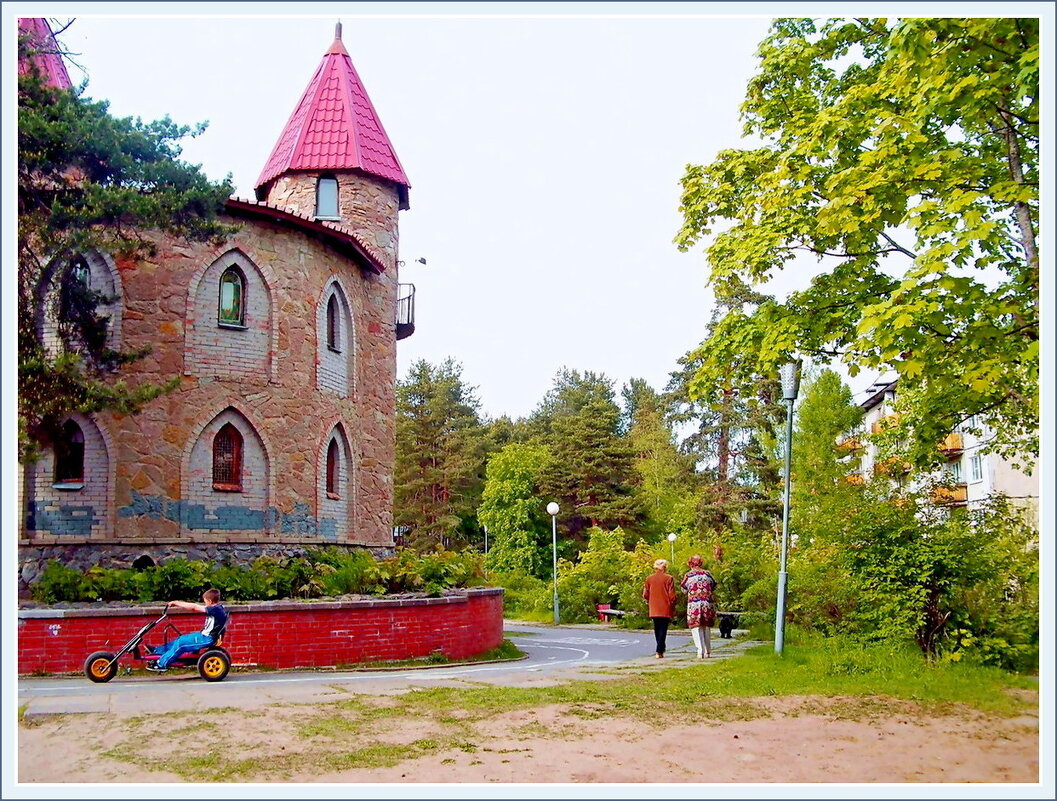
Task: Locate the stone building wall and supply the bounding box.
[20,206,398,579]
[263,171,401,270]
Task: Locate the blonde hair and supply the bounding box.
[653,559,667,570]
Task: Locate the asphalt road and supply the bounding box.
[17,622,746,717]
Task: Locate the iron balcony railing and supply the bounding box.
[396,283,415,340]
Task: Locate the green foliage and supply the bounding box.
[626,393,699,542]
[676,18,1038,468]
[32,560,89,603]
[17,49,234,459]
[488,570,553,622]
[791,368,864,501]
[479,442,553,577]
[531,369,641,540]
[394,359,490,550]
[29,548,487,604]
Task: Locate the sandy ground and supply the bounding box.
[18,691,1039,784]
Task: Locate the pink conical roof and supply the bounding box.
[256,24,409,208]
[18,18,73,90]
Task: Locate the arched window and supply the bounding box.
[218,268,245,327]
[326,294,341,352]
[70,255,91,288]
[54,420,85,485]
[212,423,243,491]
[316,176,339,219]
[326,438,341,499]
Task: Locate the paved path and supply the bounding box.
[17,622,756,718]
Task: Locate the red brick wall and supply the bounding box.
[18,588,504,675]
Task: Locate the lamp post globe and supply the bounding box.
[547,502,560,625]
[666,532,677,563]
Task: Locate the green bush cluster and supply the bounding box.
[30,547,488,604]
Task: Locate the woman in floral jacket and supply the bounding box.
[681,555,717,658]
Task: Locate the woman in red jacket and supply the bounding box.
[642,558,677,658]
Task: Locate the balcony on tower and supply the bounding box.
[397,283,416,340]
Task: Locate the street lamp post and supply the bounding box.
[667,532,677,564]
[547,502,560,625]
[483,525,488,555]
[775,360,801,655]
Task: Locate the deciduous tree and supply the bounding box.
[677,18,1038,468]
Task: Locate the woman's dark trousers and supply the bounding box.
[651,616,670,654]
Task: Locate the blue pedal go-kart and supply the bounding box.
[83,604,231,683]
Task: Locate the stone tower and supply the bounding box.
[18,22,414,590]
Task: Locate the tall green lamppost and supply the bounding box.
[775,360,801,655]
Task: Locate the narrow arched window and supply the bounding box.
[316,176,339,218]
[212,423,243,491]
[326,439,341,499]
[54,420,85,485]
[218,268,245,327]
[70,255,91,288]
[326,294,341,352]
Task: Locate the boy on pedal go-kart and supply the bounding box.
[147,588,228,672]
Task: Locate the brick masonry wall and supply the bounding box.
[23,413,111,539]
[317,278,354,397]
[17,588,504,674]
[185,249,272,381]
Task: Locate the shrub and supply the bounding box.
[32,560,88,603]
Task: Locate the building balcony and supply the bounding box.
[843,473,867,486]
[938,432,963,456]
[930,483,968,506]
[874,457,912,477]
[871,413,901,435]
[396,283,415,340]
[837,436,864,453]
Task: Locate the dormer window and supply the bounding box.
[316,176,339,219]
[218,268,246,327]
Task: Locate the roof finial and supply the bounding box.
[335,21,342,41]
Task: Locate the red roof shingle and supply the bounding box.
[255,27,409,207]
[18,18,73,90]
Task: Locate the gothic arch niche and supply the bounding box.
[184,407,271,535]
[185,249,273,382]
[40,250,123,358]
[316,278,355,397]
[318,422,354,541]
[24,413,112,539]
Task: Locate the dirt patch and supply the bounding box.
[18,692,1038,784]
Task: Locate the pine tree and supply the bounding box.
[393,359,489,549]
[18,34,234,459]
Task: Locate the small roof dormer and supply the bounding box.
[18,18,73,90]
[255,23,410,210]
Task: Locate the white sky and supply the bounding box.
[9,4,805,421]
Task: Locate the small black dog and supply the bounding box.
[718,613,737,639]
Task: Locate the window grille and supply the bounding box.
[212,423,243,491]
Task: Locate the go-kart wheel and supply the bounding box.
[84,651,118,683]
[197,649,230,682]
